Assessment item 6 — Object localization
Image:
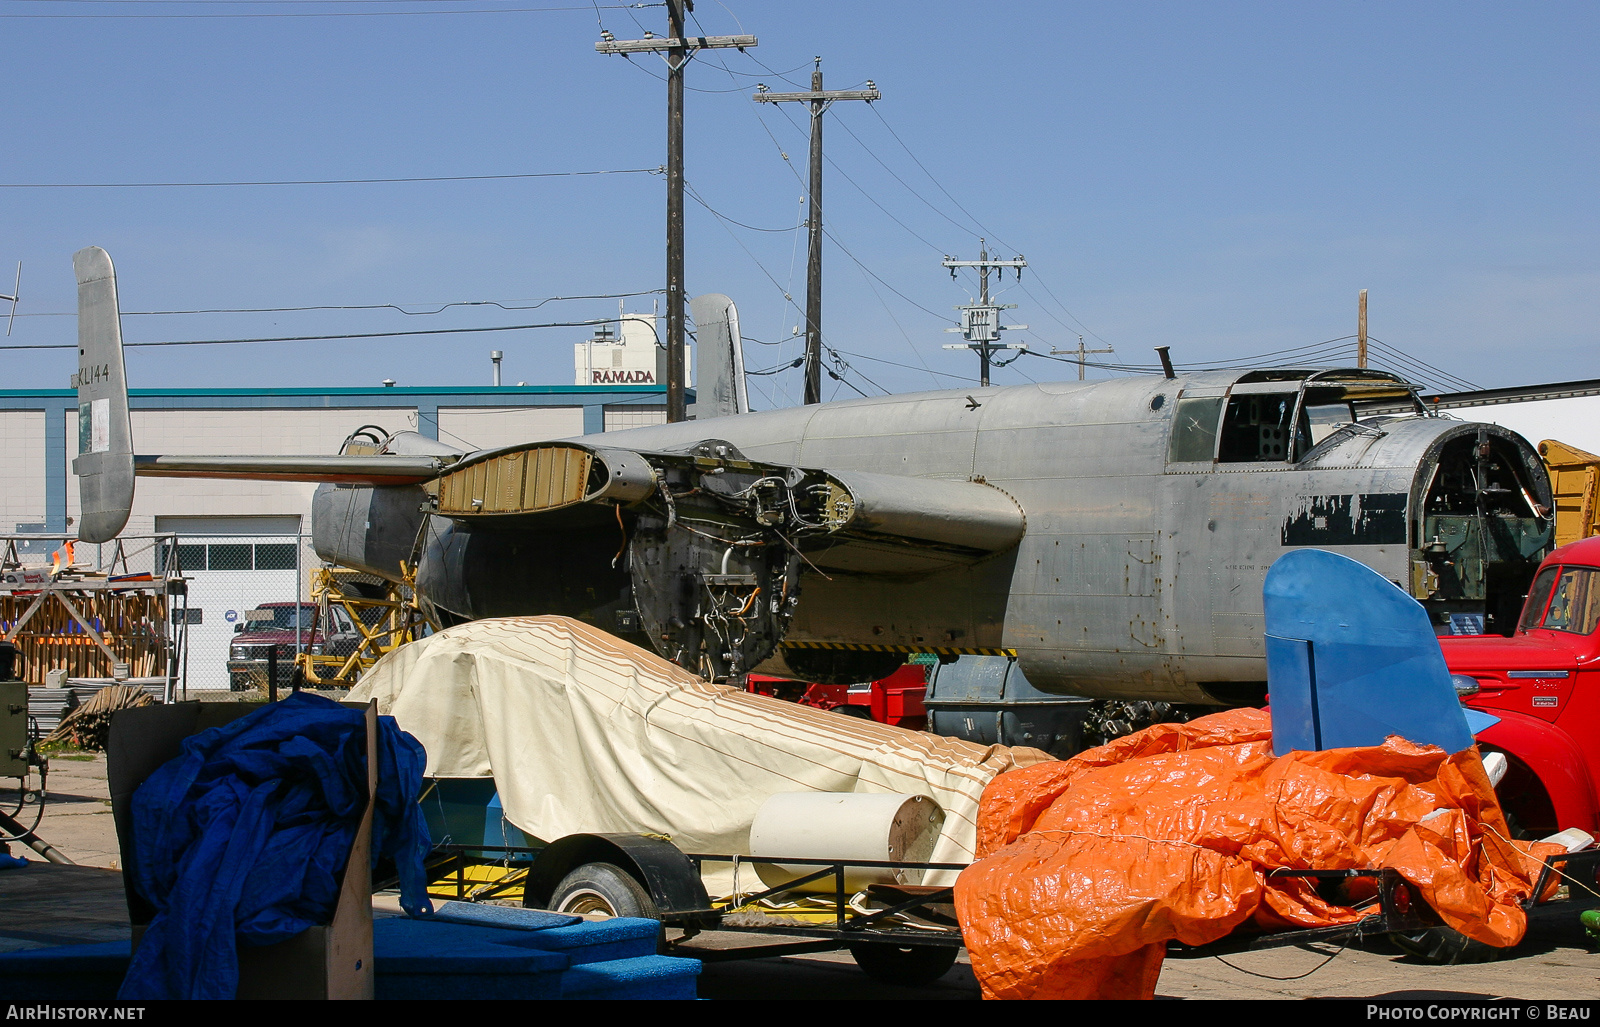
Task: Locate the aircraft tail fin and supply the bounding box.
[689,293,748,419]
[71,246,135,543]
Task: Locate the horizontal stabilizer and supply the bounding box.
[134,454,446,485]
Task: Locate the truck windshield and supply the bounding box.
[265,605,315,629]
[1523,566,1600,635]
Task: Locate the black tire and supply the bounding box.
[1391,927,1507,965]
[550,862,661,920]
[846,942,958,985]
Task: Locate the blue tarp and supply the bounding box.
[119,692,432,1000]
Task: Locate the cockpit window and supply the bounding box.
[1170,371,1423,467]
[1300,386,1359,447]
[1536,566,1600,635]
[1167,396,1225,462]
[1218,393,1308,462]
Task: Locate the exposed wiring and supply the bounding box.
[1212,939,1349,981]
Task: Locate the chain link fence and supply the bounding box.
[158,534,319,693]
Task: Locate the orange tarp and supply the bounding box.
[954,708,1556,1000]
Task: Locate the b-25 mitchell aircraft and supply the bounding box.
[72,246,1554,705]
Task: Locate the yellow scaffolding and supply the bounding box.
[295,563,434,686]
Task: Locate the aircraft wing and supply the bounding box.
[429,438,1026,575]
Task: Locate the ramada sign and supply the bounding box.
[591,369,656,384]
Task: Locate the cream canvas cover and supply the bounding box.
[350,616,1050,868]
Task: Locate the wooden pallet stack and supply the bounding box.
[0,584,169,684]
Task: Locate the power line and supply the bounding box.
[831,112,980,246]
[864,103,1117,349]
[830,349,981,385]
[0,317,624,350]
[867,104,993,244]
[13,289,666,318]
[761,101,946,254]
[1,2,660,17]
[1017,335,1371,376]
[821,225,950,323]
[17,0,645,5]
[745,357,803,376]
[683,180,800,233]
[1365,338,1480,392]
[0,168,662,188]
[850,258,943,391]
[1367,337,1479,389]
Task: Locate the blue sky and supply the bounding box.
[3,1,1595,406]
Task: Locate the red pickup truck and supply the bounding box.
[1440,533,1600,837]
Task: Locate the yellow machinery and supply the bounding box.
[295,563,434,686]
[1540,439,1600,548]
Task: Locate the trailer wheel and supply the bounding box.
[846,942,958,985]
[1391,927,1506,965]
[551,862,662,920]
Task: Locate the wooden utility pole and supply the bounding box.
[1358,289,1368,369]
[597,2,756,422]
[754,61,879,404]
[1050,336,1115,381]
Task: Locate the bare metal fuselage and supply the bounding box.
[568,372,1549,703]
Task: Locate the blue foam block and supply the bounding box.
[494,917,662,965]
[377,913,659,966]
[559,955,702,1001]
[421,900,580,932]
[375,951,567,1001]
[373,918,568,1000]
[0,940,132,1002]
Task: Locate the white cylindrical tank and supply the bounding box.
[748,792,945,893]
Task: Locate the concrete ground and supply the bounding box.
[5,752,1599,1000]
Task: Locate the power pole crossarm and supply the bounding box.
[1049,337,1115,381]
[753,62,880,405]
[596,34,757,54]
[752,88,881,103]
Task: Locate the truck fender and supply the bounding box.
[523,832,712,923]
[1476,711,1600,834]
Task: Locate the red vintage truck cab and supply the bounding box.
[1440,534,1600,836]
